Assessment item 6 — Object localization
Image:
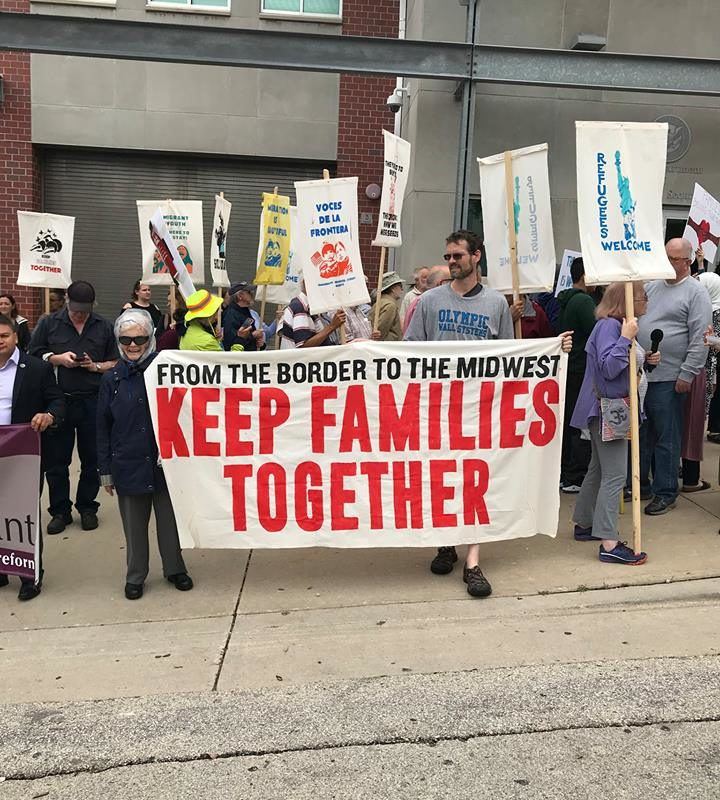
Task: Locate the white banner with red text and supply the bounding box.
[17,211,74,289]
[145,340,566,549]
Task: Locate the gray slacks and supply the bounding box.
[573,420,626,539]
[117,483,186,586]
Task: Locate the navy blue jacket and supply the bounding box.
[96,354,161,495]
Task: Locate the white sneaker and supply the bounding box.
[561,484,582,494]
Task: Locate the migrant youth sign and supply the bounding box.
[145,340,566,549]
[576,121,674,284]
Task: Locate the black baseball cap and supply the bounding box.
[229,281,257,297]
[67,280,95,313]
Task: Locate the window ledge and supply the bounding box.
[31,0,117,7]
[259,11,341,24]
[146,3,231,14]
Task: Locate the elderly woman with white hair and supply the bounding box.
[96,309,193,600]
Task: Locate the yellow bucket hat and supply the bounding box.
[184,289,222,322]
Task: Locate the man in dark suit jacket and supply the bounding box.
[0,313,65,601]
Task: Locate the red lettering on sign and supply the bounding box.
[225,388,253,457]
[500,380,528,449]
[311,386,337,454]
[156,387,189,458]
[257,463,287,532]
[330,462,358,530]
[295,461,323,532]
[359,462,389,529]
[224,464,253,531]
[430,459,457,526]
[478,381,494,449]
[462,459,490,525]
[378,383,421,451]
[392,461,423,529]
[192,388,221,456]
[259,388,290,454]
[428,383,443,450]
[448,382,475,450]
[529,379,559,446]
[339,385,372,452]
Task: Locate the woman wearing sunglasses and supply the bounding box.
[96,309,193,600]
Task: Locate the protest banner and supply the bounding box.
[17,211,74,293]
[210,194,232,289]
[478,144,556,303]
[145,338,566,549]
[263,206,302,305]
[294,175,370,316]
[255,191,291,286]
[554,249,582,297]
[684,183,720,265]
[137,200,205,288]
[577,121,673,555]
[372,131,411,249]
[147,209,196,300]
[372,131,411,332]
[0,425,40,582]
[576,121,673,285]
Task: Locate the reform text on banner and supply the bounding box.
[210,194,232,289]
[145,340,566,550]
[576,121,674,285]
[372,131,411,248]
[137,200,205,288]
[17,211,74,289]
[478,144,556,294]
[0,425,41,581]
[294,176,370,315]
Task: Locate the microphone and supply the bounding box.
[646,329,663,373]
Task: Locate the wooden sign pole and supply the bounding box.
[44,288,50,316]
[322,168,347,344]
[216,190,225,329]
[503,150,523,340]
[625,282,642,555]
[373,246,387,333]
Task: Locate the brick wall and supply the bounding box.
[339,0,399,286]
[0,0,41,324]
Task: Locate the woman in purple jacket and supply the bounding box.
[570,282,660,565]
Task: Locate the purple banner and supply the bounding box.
[0,424,40,580]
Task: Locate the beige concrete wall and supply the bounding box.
[398,0,720,276]
[30,0,340,159]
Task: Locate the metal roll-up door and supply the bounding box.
[42,148,328,321]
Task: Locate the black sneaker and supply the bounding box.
[80,511,99,531]
[623,487,652,502]
[430,546,457,575]
[47,512,72,535]
[573,524,602,542]
[644,497,676,516]
[18,581,41,601]
[167,573,194,591]
[0,574,9,588]
[463,564,492,598]
[125,583,143,600]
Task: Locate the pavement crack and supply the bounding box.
[6,714,720,783]
[212,550,253,691]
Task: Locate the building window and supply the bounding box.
[261,0,341,19]
[148,0,230,11]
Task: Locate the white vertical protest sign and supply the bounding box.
[263,206,302,305]
[683,183,720,265]
[294,176,370,315]
[478,143,556,295]
[148,209,196,300]
[137,200,205,287]
[576,121,674,284]
[554,249,582,297]
[17,212,74,289]
[372,131,411,248]
[210,194,231,288]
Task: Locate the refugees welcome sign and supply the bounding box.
[145,340,566,549]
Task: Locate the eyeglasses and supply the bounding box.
[119,335,150,346]
[443,252,466,262]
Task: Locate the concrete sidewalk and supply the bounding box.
[1,450,719,704]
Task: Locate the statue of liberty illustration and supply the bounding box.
[614,150,637,242]
[513,176,521,236]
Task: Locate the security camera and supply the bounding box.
[386,92,404,113]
